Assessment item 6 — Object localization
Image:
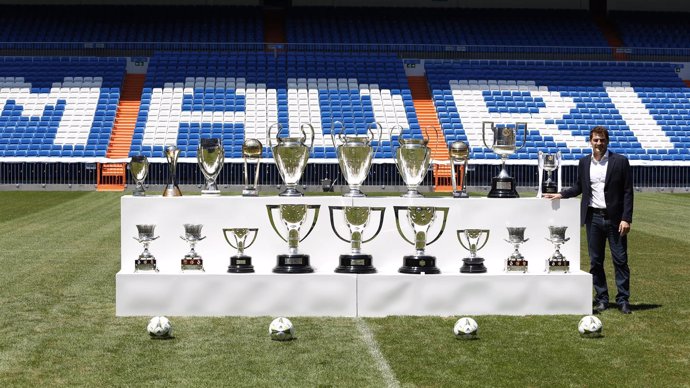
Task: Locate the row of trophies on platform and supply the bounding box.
[133,204,571,275]
[129,121,563,198]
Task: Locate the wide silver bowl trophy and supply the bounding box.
[129,155,149,196]
[180,224,206,271]
[267,204,320,273]
[504,227,529,272]
[482,122,527,198]
[392,126,432,198]
[329,206,385,274]
[546,226,570,272]
[449,141,470,198]
[537,150,562,198]
[133,224,159,272]
[268,122,314,197]
[331,121,382,197]
[457,229,490,273]
[223,228,258,273]
[163,145,182,197]
[394,206,449,274]
[197,137,224,196]
[242,138,263,196]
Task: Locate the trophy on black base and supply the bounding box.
[223,228,258,273]
[163,145,182,197]
[449,141,470,198]
[392,126,432,198]
[546,226,570,273]
[537,151,562,198]
[458,229,490,273]
[198,138,224,196]
[482,122,527,198]
[129,155,149,196]
[504,227,529,272]
[267,204,320,273]
[180,224,205,271]
[268,123,314,197]
[329,206,385,274]
[394,206,449,274]
[331,121,382,197]
[133,224,159,272]
[242,138,263,196]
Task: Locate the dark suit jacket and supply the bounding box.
[561,151,634,226]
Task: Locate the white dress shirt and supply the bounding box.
[589,151,608,209]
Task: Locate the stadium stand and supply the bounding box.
[612,11,690,49]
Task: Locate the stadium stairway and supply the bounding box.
[264,6,286,46]
[593,15,628,60]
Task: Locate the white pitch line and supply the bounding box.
[355,317,401,388]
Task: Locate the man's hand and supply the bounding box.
[619,221,631,236]
[543,193,562,200]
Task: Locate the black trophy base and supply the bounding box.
[135,258,158,272]
[335,254,376,274]
[181,258,204,272]
[460,257,487,273]
[488,177,519,198]
[541,184,558,194]
[399,255,441,274]
[273,254,314,273]
[547,259,570,273]
[228,255,255,273]
[506,259,529,273]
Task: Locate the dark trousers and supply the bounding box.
[585,211,630,304]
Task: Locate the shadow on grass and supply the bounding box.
[597,302,662,313]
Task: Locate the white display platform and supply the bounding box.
[116,195,592,316]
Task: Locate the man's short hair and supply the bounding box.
[590,126,609,142]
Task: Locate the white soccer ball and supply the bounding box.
[147,316,173,338]
[578,315,603,337]
[453,317,478,339]
[269,317,295,341]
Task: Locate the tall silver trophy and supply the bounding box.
[129,155,149,196]
[482,122,527,198]
[163,145,182,197]
[329,206,386,274]
[331,121,381,197]
[392,126,432,198]
[394,206,449,274]
[457,229,490,273]
[267,204,320,273]
[537,151,562,198]
[546,226,570,272]
[242,138,263,196]
[449,141,470,198]
[180,224,206,271]
[197,138,224,196]
[223,228,258,273]
[133,224,159,272]
[504,227,529,272]
[268,123,314,197]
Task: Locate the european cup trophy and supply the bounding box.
[331,121,382,197]
[537,151,562,198]
[394,206,449,274]
[223,228,258,273]
[180,224,206,271]
[482,122,527,198]
[504,227,529,272]
[129,155,149,197]
[133,224,159,272]
[329,206,385,274]
[546,226,570,272]
[267,204,320,273]
[197,138,224,196]
[163,145,182,197]
[242,138,263,196]
[268,122,314,197]
[449,141,470,198]
[457,229,490,273]
[392,126,432,198]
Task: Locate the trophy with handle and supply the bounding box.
[504,227,529,272]
[537,151,562,198]
[394,206,449,274]
[242,138,263,196]
[331,121,382,197]
[223,228,258,273]
[449,141,470,198]
[133,224,159,272]
[129,155,149,197]
[482,122,527,198]
[197,137,224,196]
[180,224,206,271]
[268,123,314,197]
[329,206,386,274]
[457,229,490,273]
[546,226,570,273]
[392,126,433,198]
[163,145,182,197]
[267,204,320,273]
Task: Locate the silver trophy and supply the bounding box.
[331,121,382,197]
[394,206,449,274]
[197,138,224,196]
[180,224,206,271]
[163,145,182,197]
[223,228,258,273]
[133,224,159,272]
[482,122,527,198]
[329,206,386,274]
[267,204,320,273]
[268,122,314,197]
[129,155,149,197]
[537,151,562,198]
[546,226,570,273]
[504,227,529,272]
[458,229,490,273]
[449,141,470,198]
[242,138,263,196]
[392,126,432,198]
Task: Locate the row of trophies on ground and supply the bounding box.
[133,204,571,275]
[129,121,563,198]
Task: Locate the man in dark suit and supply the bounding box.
[544,126,634,314]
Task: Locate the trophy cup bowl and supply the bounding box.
[197,138,224,196]
[546,226,570,273]
[180,224,206,271]
[504,227,529,272]
[538,151,560,195]
[394,206,449,274]
[329,206,386,274]
[163,145,182,197]
[332,121,381,197]
[133,224,159,272]
[129,155,149,197]
[223,228,258,273]
[242,138,263,197]
[268,123,314,197]
[482,122,526,198]
[457,229,490,273]
[267,204,320,273]
[395,138,432,198]
[449,141,470,198]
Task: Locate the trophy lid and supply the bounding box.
[243,138,263,157]
[449,141,469,159]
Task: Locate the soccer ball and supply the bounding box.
[578,315,603,337]
[453,317,478,339]
[269,317,295,341]
[147,316,173,338]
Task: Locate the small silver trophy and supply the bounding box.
[223,228,258,273]
[458,229,490,273]
[504,227,529,272]
[242,138,263,196]
[267,204,320,273]
[537,151,562,198]
[268,122,314,197]
[180,224,206,271]
[392,126,432,198]
[482,122,527,198]
[394,206,449,274]
[329,206,386,274]
[133,224,159,272]
[129,155,149,197]
[163,145,182,197]
[546,226,570,273]
[331,121,382,197]
[449,141,470,198]
[197,137,224,196]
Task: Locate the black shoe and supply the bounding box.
[593,301,608,314]
[619,302,632,314]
